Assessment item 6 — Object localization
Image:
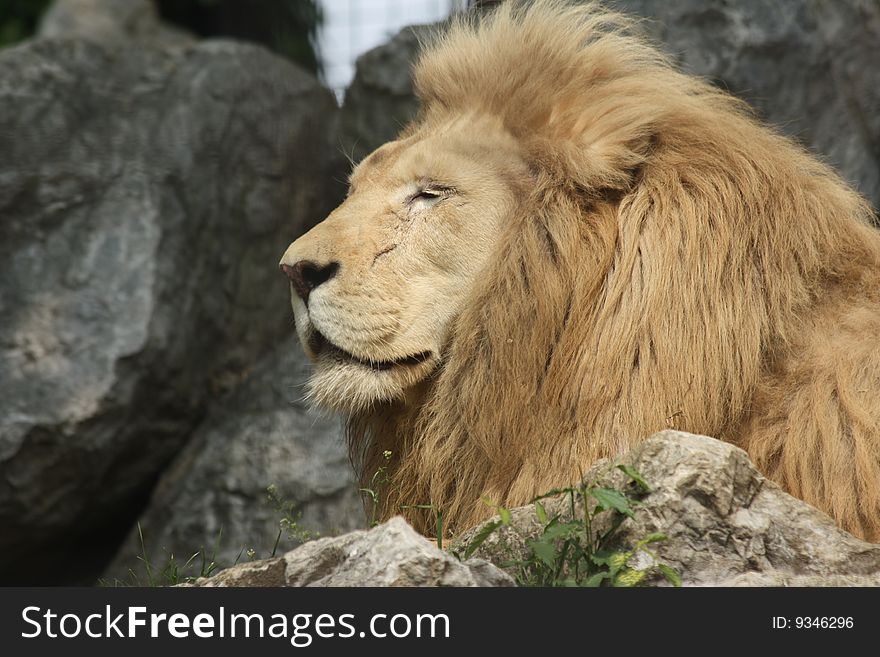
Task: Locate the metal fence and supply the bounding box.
[317,0,468,98]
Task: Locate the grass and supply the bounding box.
[359,449,393,527]
[266,483,320,551]
[357,449,680,587]
[456,464,681,587]
[106,457,679,588]
[102,485,318,587]
[99,522,232,587]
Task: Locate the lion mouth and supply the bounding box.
[309,329,432,372]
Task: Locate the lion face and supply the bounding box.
[280,115,531,411]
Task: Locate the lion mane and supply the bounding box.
[350,1,880,540]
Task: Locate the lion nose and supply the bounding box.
[281,260,340,303]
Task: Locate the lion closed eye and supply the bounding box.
[280,0,880,541]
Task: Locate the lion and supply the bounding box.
[280,1,880,541]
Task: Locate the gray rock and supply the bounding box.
[460,431,880,587]
[104,344,364,583]
[38,0,193,46]
[340,25,432,164]
[189,517,514,587]
[715,572,880,587]
[341,0,880,209]
[181,557,287,587]
[0,29,344,581]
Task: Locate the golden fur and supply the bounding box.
[282,1,880,540]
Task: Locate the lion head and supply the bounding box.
[279,113,532,412]
[280,1,880,539]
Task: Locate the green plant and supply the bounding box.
[99,522,235,587]
[359,449,393,527]
[460,464,681,587]
[102,484,320,586]
[401,504,445,550]
[266,483,319,556]
[360,451,448,548]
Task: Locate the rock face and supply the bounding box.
[104,344,364,582]
[0,5,344,582]
[461,431,880,586]
[189,517,514,587]
[339,25,431,164]
[341,0,880,209]
[38,0,193,46]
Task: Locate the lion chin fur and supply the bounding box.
[346,0,880,541]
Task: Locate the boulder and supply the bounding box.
[188,517,513,587]
[38,0,193,46]
[0,7,344,582]
[460,431,880,586]
[184,432,880,587]
[104,344,364,583]
[341,0,880,209]
[339,25,429,164]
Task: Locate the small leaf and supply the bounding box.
[636,532,668,547]
[657,563,682,587]
[527,538,558,569]
[591,550,628,573]
[614,568,646,587]
[590,550,614,566]
[541,521,581,542]
[534,500,548,524]
[583,572,610,587]
[617,464,651,492]
[499,506,512,525]
[531,487,575,502]
[591,488,634,517]
[608,552,629,572]
[461,519,503,560]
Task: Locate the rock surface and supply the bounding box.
[460,431,880,586]
[189,517,514,587]
[104,344,364,583]
[38,0,193,46]
[183,432,880,587]
[341,0,880,209]
[0,6,344,582]
[339,24,431,164]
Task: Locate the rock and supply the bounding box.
[0,21,345,581]
[339,25,430,164]
[613,0,880,212]
[715,572,880,587]
[340,0,880,209]
[38,0,193,46]
[189,517,514,587]
[103,344,364,583]
[183,557,288,588]
[190,431,880,588]
[460,431,880,586]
